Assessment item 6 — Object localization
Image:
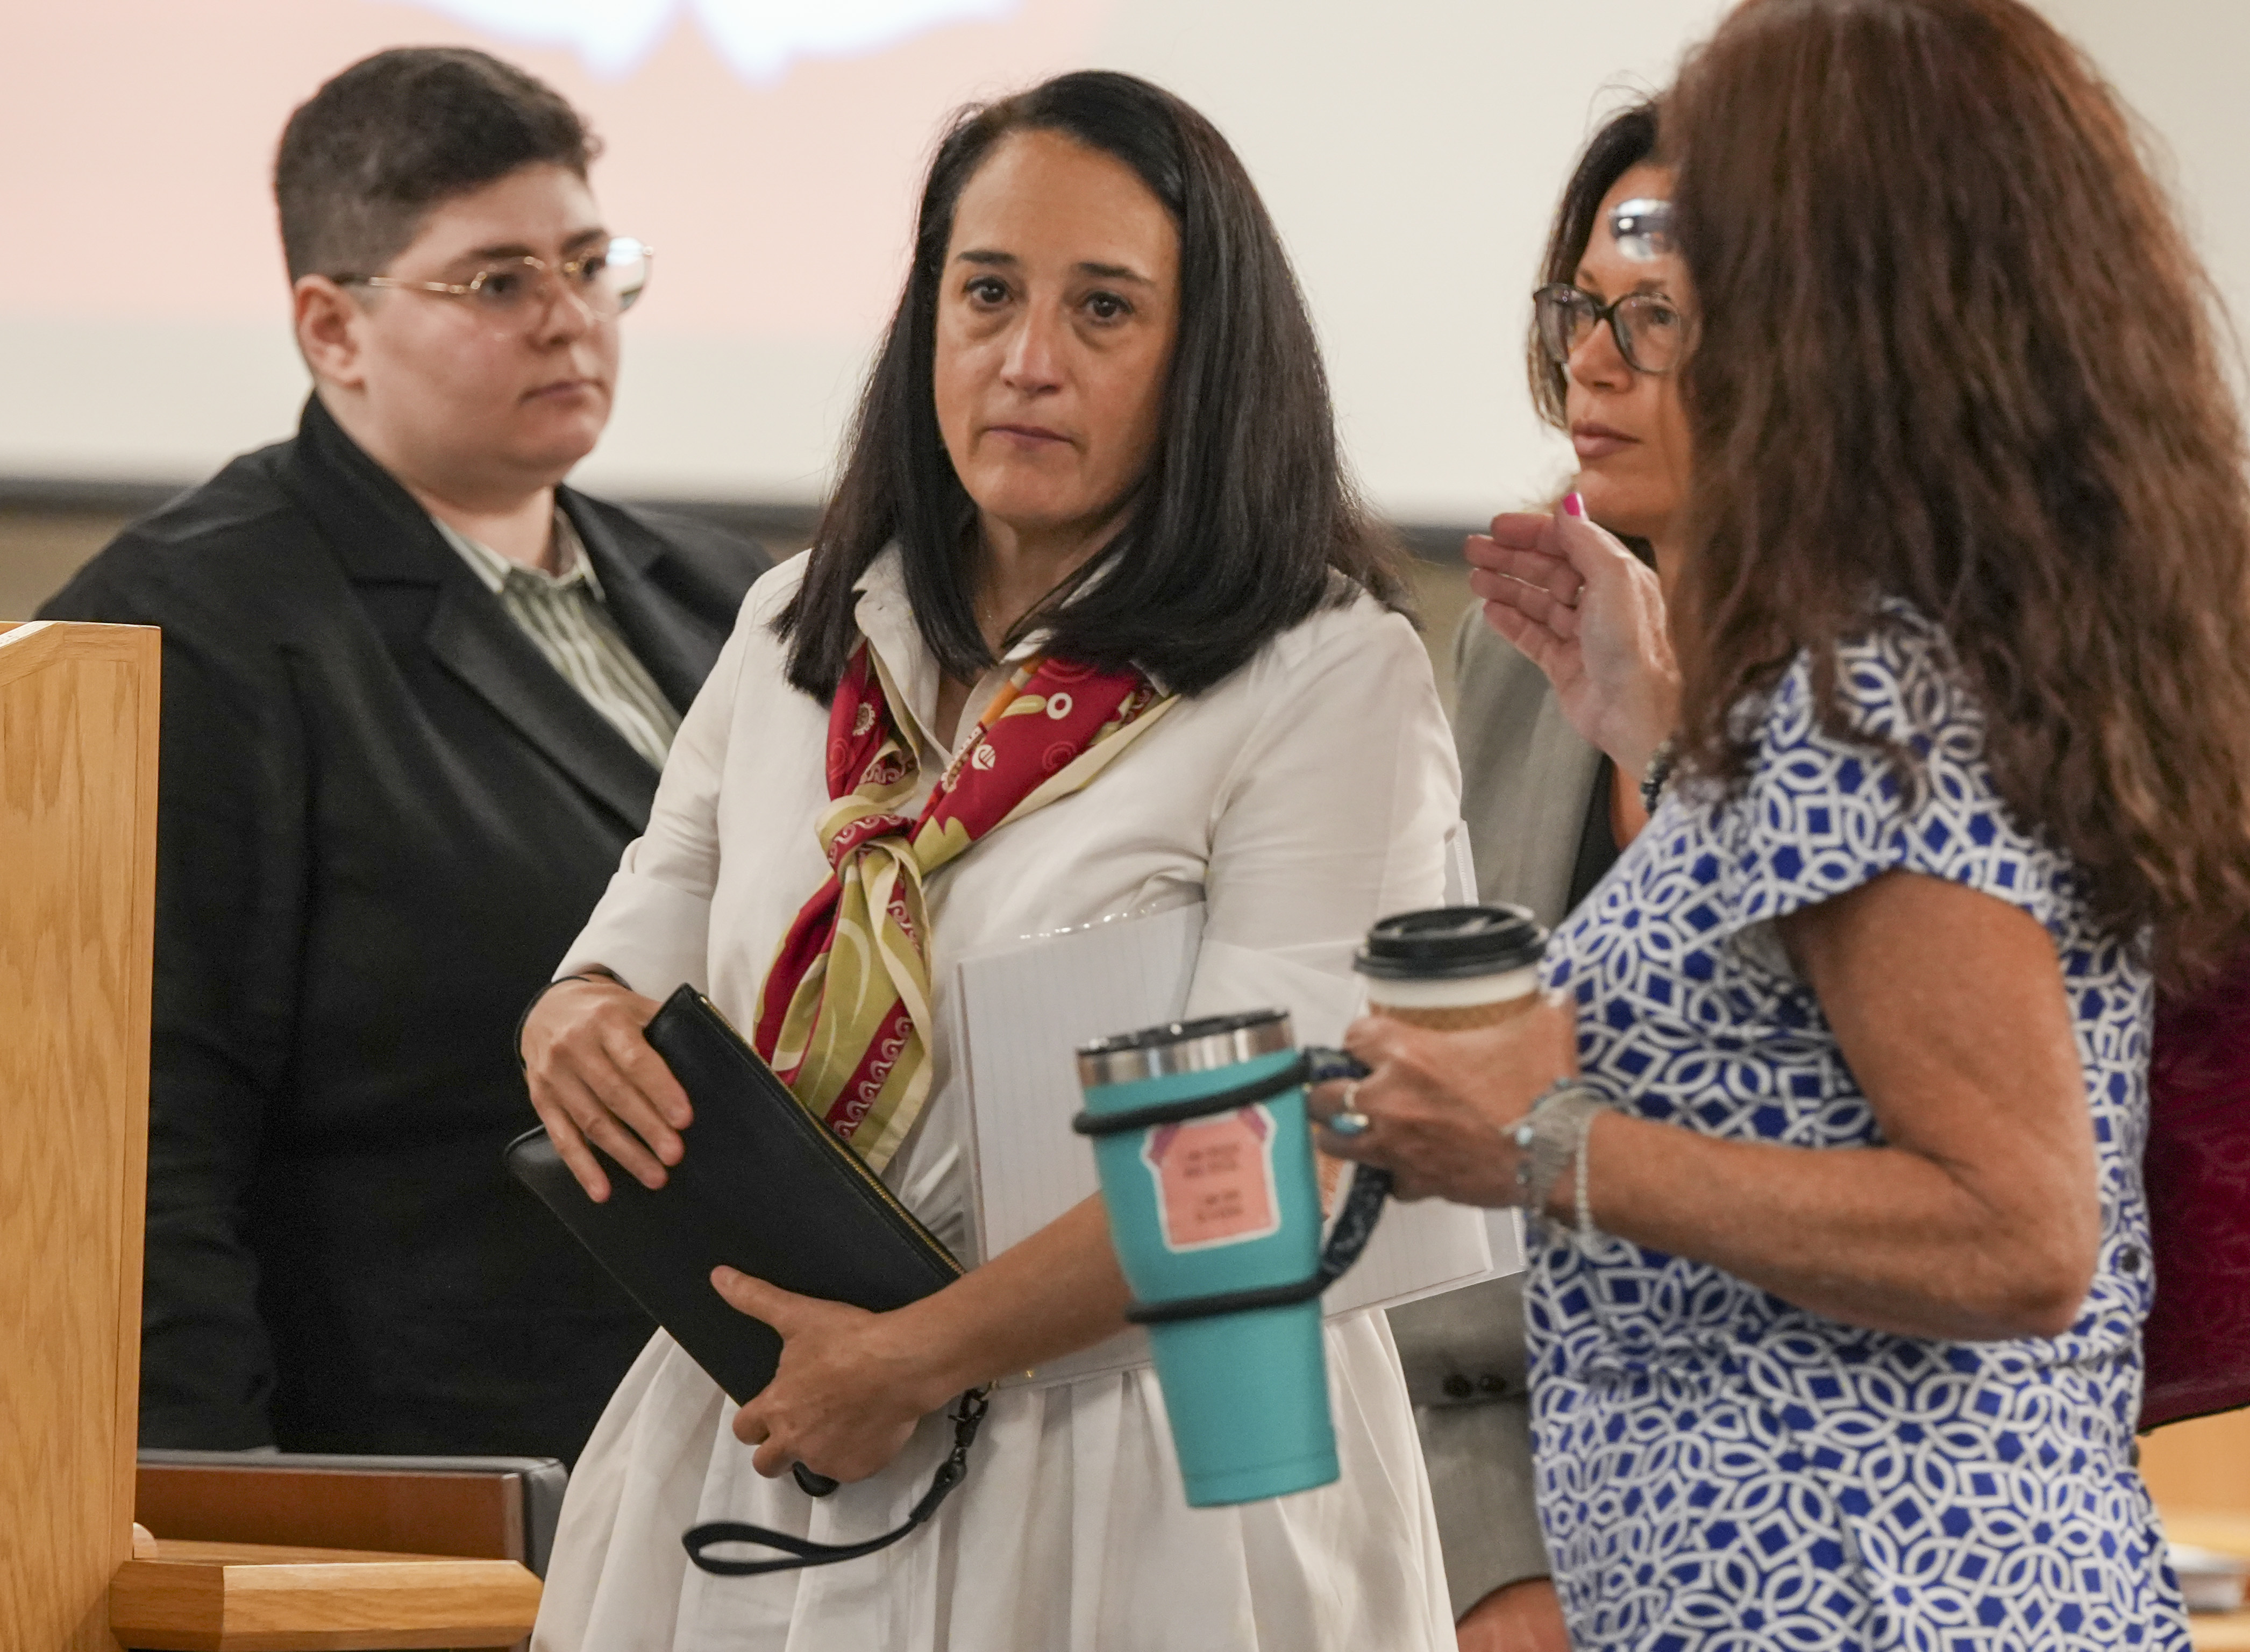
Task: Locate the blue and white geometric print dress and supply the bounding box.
[1532,607,2189,1650]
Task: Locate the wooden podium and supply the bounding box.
[1,620,161,1652]
[0,621,540,1651]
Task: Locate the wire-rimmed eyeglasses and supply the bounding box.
[1533,282,1688,376]
[334,237,653,333]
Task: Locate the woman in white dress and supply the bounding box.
[518,71,1462,1651]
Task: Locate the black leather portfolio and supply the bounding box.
[504,986,964,1405]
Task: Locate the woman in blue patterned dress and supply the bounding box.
[1318,1,2250,1646]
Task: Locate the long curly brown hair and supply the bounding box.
[1665,0,2250,989]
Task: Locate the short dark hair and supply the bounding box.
[274,47,599,281]
[1527,101,1661,430]
[775,69,1406,702]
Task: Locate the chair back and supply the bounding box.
[2142,947,2250,1430]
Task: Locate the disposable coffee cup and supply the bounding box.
[1354,904,1550,1029]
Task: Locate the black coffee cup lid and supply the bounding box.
[1354,904,1548,981]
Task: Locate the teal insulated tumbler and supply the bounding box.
[1072,1011,1386,1507]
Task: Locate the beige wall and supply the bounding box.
[1413,561,1475,716]
[0,513,130,623]
[0,511,1480,712]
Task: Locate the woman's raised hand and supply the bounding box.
[1465,495,1679,778]
[1311,998,1580,1209]
[519,973,694,1202]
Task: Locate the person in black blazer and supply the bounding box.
[39,49,767,1463]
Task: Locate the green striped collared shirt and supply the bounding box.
[433,511,682,771]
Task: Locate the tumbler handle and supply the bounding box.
[1302,1046,1391,1283]
[1304,1046,1369,1087]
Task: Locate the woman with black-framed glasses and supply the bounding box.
[1384,99,1685,1652]
[1533,274,1688,379]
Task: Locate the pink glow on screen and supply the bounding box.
[2,0,1117,338]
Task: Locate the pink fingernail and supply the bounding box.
[1563,492,1586,518]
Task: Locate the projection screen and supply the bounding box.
[2,0,2244,525]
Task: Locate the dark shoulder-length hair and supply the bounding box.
[1527,100,1661,430]
[1665,0,2250,987]
[775,69,1405,700]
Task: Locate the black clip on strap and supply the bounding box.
[1069,1049,1391,1327]
[683,1388,990,1576]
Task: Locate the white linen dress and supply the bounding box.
[531,549,1462,1652]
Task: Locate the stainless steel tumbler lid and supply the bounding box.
[1076,1008,1293,1090]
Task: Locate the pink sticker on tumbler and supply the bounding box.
[1141,1106,1283,1251]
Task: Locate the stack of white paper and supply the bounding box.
[952,901,1512,1387]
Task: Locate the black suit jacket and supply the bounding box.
[40,397,770,1462]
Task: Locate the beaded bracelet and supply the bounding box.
[1639,736,1679,815]
[1510,1080,1611,1231]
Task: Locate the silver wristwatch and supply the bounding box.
[1511,1079,1611,1231]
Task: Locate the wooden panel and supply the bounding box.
[109,1540,540,1651]
[0,620,160,1652]
[137,1465,524,1564]
[2148,1409,2250,1519]
[2168,1513,2250,1559]
[2147,1413,2250,1650]
[0,510,127,621]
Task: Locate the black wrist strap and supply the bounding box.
[683,1389,989,1576]
[685,1046,1391,1576]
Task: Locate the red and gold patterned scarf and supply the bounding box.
[752,643,1174,1171]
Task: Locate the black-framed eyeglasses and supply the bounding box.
[1533,282,1687,375]
[333,237,653,334]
